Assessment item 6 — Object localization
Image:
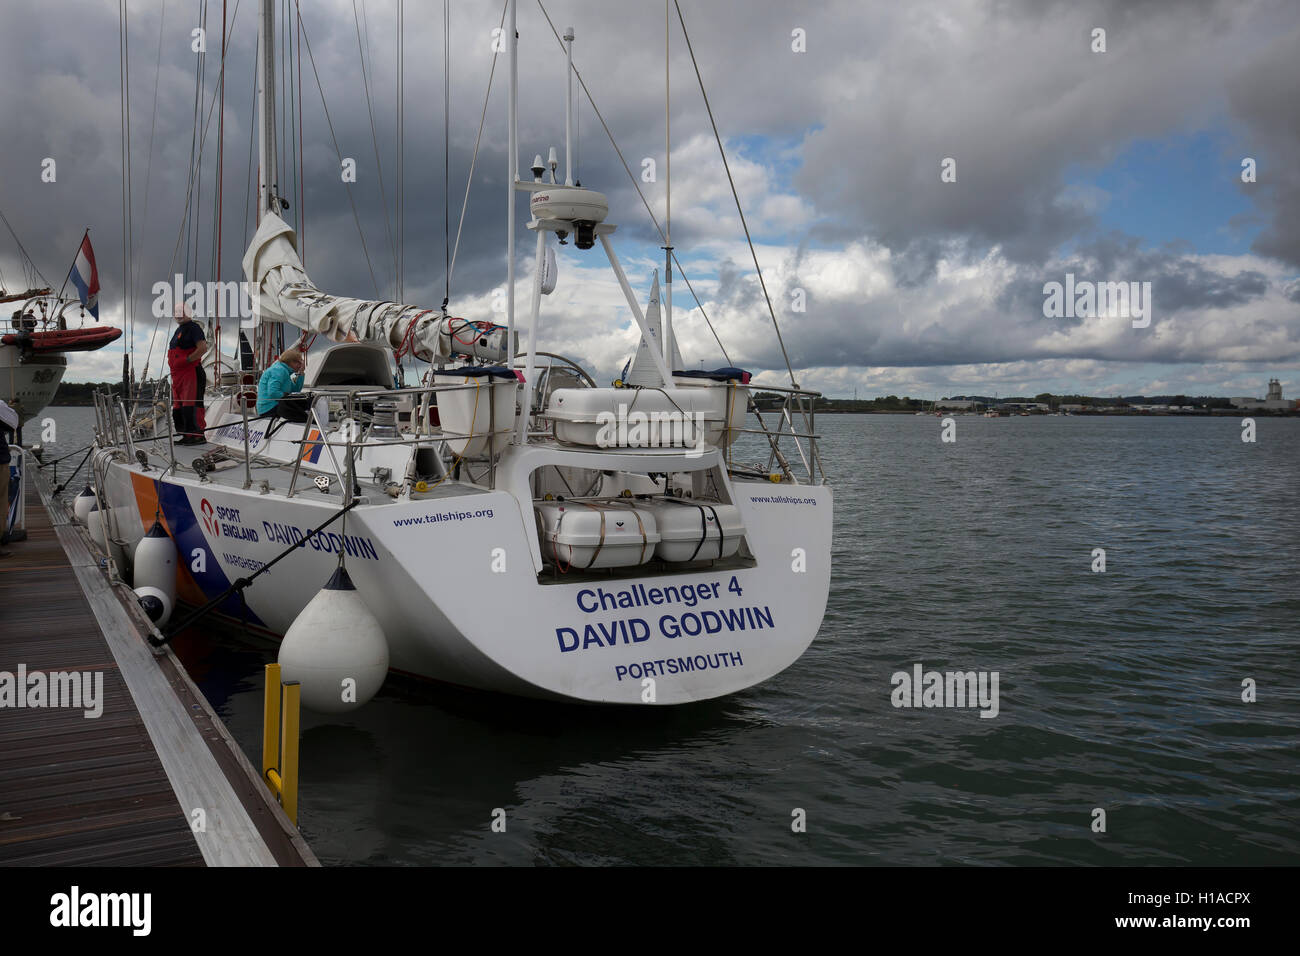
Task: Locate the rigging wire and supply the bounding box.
[395,0,407,382]
[353,0,398,296]
[673,0,796,386]
[397,0,404,303]
[0,208,52,290]
[295,1,301,261]
[296,1,305,262]
[241,34,257,251]
[119,0,135,385]
[180,1,201,292]
[146,0,244,380]
[215,0,228,369]
[296,8,382,298]
[442,0,450,309]
[133,0,168,361]
[279,0,287,196]
[534,0,732,367]
[447,1,508,297]
[192,0,207,285]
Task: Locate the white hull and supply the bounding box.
[0,344,66,425]
[95,394,832,705]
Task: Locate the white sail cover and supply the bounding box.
[242,212,509,363]
[625,272,685,387]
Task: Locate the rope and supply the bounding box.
[51,447,96,495]
[152,498,360,646]
[659,496,723,561]
[394,309,434,361]
[37,442,94,468]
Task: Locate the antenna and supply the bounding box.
[564,26,574,185]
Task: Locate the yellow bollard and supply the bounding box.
[260,663,302,826]
[280,681,301,825]
[262,662,281,783]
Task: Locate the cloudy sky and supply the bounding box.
[2,0,1298,400]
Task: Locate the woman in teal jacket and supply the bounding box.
[257,347,310,421]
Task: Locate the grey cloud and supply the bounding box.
[1227,24,1300,268]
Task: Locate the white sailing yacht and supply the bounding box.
[88,0,831,707]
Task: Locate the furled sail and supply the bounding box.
[625,271,684,387]
[242,212,509,363]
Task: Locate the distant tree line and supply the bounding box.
[49,381,122,405]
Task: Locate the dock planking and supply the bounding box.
[0,464,206,865]
[1,458,316,867]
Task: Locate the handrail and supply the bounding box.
[99,367,827,489]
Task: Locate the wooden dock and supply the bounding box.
[0,456,316,866]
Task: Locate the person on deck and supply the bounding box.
[168,304,208,445]
[257,347,313,423]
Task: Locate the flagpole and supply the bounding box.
[55,228,90,302]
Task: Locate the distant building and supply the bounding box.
[1230,379,1290,411]
[936,400,979,410]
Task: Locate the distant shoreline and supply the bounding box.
[46,387,1298,418]
[804,407,1297,417]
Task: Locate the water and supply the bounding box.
[37,407,1300,865]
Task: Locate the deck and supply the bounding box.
[0,455,316,866]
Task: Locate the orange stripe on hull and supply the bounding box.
[129,471,207,606]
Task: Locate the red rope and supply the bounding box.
[395,309,433,361]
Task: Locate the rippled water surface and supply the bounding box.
[41,408,1300,864]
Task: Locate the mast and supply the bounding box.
[256,0,278,366]
[215,0,227,375]
[506,0,518,377]
[662,0,674,379]
[257,0,278,222]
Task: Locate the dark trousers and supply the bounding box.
[270,397,311,423]
[194,365,207,433]
[172,403,198,437]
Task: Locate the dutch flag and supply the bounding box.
[68,234,100,319]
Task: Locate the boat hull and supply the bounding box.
[0,345,66,424]
[98,457,832,705]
